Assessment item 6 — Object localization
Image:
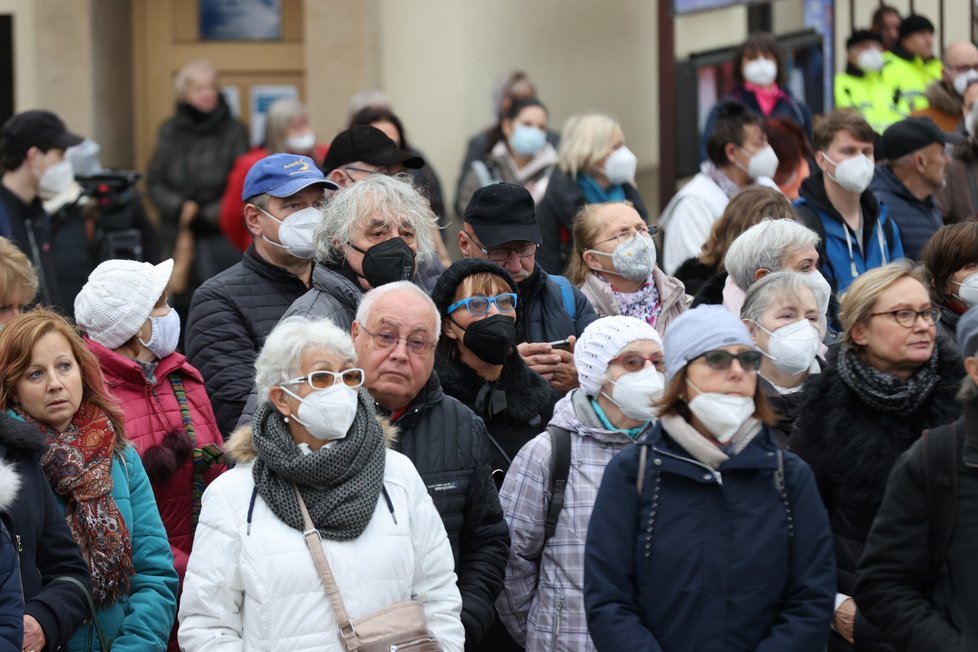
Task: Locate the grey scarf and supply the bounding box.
[836,343,940,416]
[251,391,386,540]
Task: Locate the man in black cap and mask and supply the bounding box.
[459,182,597,393]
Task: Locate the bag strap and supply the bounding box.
[774,448,794,539]
[54,575,110,652]
[544,425,572,541]
[548,274,577,321]
[293,485,360,651]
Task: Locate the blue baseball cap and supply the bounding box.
[242,153,338,201]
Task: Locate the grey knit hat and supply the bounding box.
[957,305,978,359]
[575,316,662,397]
[663,305,755,382]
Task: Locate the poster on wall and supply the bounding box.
[250,85,299,146]
[200,0,281,41]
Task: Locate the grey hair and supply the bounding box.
[724,218,821,291]
[957,376,978,401]
[355,280,441,336]
[313,174,437,266]
[263,98,307,154]
[254,316,356,401]
[174,59,217,100]
[741,270,827,336]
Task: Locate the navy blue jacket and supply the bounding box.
[516,266,597,345]
[584,422,836,652]
[869,164,943,261]
[0,521,21,652]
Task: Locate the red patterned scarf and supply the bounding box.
[17,402,134,606]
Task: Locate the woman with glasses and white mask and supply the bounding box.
[584,305,836,652]
[497,316,665,651]
[741,271,825,444]
[918,222,978,351]
[566,201,687,336]
[792,262,963,652]
[178,316,463,651]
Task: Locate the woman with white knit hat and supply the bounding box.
[497,315,665,651]
[74,258,225,652]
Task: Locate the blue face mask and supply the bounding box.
[509,124,547,157]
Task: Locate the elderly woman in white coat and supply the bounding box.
[178,317,463,651]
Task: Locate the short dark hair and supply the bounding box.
[706,100,763,167]
[871,4,901,33]
[918,223,978,307]
[349,106,411,153]
[812,110,875,152]
[733,32,783,86]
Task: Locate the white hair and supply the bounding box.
[740,270,827,336]
[174,59,217,100]
[355,280,441,336]
[313,174,437,267]
[724,218,821,292]
[254,316,356,400]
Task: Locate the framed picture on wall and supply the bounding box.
[200,0,282,40]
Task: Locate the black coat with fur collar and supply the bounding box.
[791,342,963,652]
[0,413,91,651]
[434,350,558,480]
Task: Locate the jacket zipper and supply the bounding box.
[550,593,565,652]
[652,446,723,485]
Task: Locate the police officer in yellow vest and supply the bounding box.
[881,14,943,116]
[835,31,903,133]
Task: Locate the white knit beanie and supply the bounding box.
[574,315,663,397]
[74,258,174,349]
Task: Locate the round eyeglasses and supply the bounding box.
[869,308,940,328]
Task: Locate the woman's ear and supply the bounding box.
[850,321,870,346]
[268,386,293,417]
[582,249,603,272]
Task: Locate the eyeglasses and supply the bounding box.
[462,232,537,263]
[357,323,436,354]
[283,368,365,390]
[608,353,665,373]
[693,350,762,372]
[593,224,658,248]
[869,308,940,328]
[948,63,978,74]
[447,293,518,315]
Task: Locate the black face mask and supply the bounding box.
[456,314,516,365]
[351,237,416,288]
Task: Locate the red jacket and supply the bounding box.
[85,338,225,583]
[218,144,329,251]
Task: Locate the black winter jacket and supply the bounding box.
[0,518,21,651]
[0,414,91,652]
[855,398,978,651]
[186,247,316,437]
[791,342,963,652]
[379,374,510,650]
[516,266,598,345]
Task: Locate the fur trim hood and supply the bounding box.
[0,459,20,513]
[226,415,398,464]
[925,80,962,116]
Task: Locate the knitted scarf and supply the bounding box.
[836,343,940,416]
[19,402,134,607]
[700,160,742,199]
[250,391,386,540]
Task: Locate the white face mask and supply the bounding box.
[38,159,75,200]
[282,384,359,441]
[857,48,885,73]
[286,131,317,153]
[954,70,978,97]
[823,153,876,194]
[686,379,755,443]
[601,146,638,185]
[806,270,833,314]
[743,58,778,86]
[604,366,665,421]
[735,144,779,180]
[138,309,181,359]
[954,272,978,307]
[754,319,820,376]
[260,206,321,260]
[966,102,978,137]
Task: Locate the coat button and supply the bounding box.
[653,458,662,465]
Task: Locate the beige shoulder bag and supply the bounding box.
[293,486,442,652]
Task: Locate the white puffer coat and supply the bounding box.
[178,426,464,651]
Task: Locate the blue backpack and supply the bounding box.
[549,274,577,320]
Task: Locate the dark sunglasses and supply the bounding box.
[694,349,762,372]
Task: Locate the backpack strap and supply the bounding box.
[544,425,572,541]
[922,425,960,581]
[548,274,577,321]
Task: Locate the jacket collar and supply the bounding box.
[641,422,779,484]
[377,372,444,428]
[243,245,312,287]
[799,169,884,235]
[873,163,936,207]
[85,336,199,388]
[845,62,866,78]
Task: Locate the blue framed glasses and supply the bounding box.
[447,293,518,315]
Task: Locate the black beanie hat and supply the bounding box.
[899,14,935,41]
[846,30,883,50]
[430,258,519,318]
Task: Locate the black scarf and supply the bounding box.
[250,392,386,540]
[836,343,940,416]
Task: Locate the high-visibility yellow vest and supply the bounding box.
[834,69,904,133]
[881,51,943,116]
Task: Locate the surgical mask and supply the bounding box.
[954,272,978,307]
[350,237,416,288]
[38,159,75,200]
[282,384,359,441]
[686,380,756,444]
[587,233,657,281]
[286,131,316,153]
[139,309,181,359]
[823,153,875,194]
[509,124,547,157]
[260,206,321,259]
[601,146,638,185]
[604,366,665,421]
[857,48,885,73]
[735,144,779,180]
[743,58,778,86]
[458,314,516,365]
[754,319,820,376]
[954,70,978,97]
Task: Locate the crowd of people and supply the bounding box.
[0,6,976,650]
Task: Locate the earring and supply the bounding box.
[283,415,290,423]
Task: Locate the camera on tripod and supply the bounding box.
[74,170,146,262]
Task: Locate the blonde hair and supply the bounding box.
[565,202,638,285]
[174,59,218,100]
[839,261,921,348]
[263,98,308,154]
[557,113,621,177]
[0,238,38,304]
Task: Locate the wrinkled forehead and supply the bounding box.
[369,292,438,332]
